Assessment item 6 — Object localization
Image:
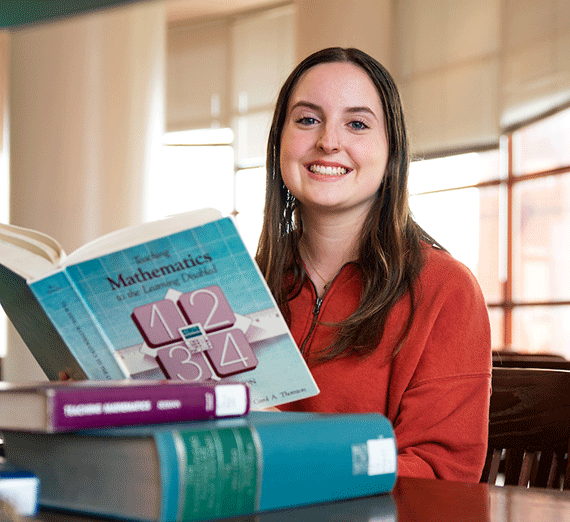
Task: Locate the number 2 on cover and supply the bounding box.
[178,286,235,332]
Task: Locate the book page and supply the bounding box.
[64,208,223,266]
[0,209,222,281]
[0,223,63,263]
[0,240,57,280]
[0,224,64,279]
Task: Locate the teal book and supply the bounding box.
[2,411,397,522]
[0,209,318,409]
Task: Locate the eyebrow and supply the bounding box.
[289,101,379,120]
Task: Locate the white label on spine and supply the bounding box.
[0,477,39,515]
[367,438,397,475]
[215,384,248,416]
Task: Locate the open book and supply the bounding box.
[0,209,319,409]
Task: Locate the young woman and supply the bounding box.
[256,47,491,483]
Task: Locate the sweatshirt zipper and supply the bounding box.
[299,296,322,356]
[297,262,353,356]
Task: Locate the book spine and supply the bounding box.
[29,270,129,380]
[0,264,89,380]
[156,414,397,521]
[157,425,260,522]
[48,383,250,431]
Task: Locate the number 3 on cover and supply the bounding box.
[155,345,218,382]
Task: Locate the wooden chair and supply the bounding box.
[481,367,570,489]
[492,350,567,360]
[492,351,570,370]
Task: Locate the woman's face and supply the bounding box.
[280,61,389,218]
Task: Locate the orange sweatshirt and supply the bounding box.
[280,245,492,483]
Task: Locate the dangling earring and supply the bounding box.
[284,187,298,216]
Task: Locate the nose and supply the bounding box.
[316,124,341,153]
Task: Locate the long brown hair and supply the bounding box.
[256,47,438,361]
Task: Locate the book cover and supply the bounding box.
[0,210,319,409]
[0,460,39,517]
[3,411,397,522]
[0,380,249,432]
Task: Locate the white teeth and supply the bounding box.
[309,164,347,176]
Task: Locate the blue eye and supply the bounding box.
[349,120,369,130]
[297,117,318,126]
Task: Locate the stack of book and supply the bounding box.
[0,379,398,521]
[0,209,397,520]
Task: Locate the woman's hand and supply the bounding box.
[58,370,72,381]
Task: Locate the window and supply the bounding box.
[147,129,235,223]
[162,4,295,257]
[150,128,266,256]
[234,165,266,254]
[409,106,570,357]
[509,107,570,356]
[409,150,503,349]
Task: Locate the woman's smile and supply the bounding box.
[306,162,350,178]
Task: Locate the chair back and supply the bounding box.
[481,367,570,489]
[492,351,570,370]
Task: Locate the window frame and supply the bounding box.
[411,104,570,352]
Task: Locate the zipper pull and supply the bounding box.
[299,296,323,356]
[313,296,323,317]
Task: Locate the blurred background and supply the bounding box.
[1,0,569,380]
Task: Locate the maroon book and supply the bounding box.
[0,379,249,432]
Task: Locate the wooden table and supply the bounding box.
[394,476,570,521]
[36,476,570,522]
